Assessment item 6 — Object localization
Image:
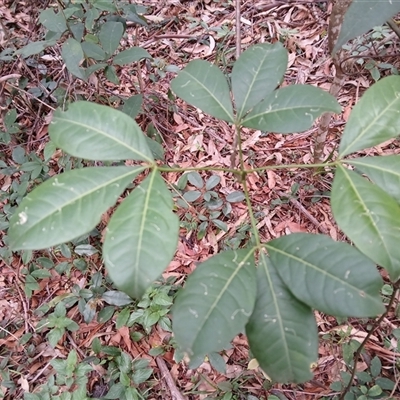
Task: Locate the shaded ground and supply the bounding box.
[1,0,400,399]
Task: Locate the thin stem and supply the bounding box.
[235,0,241,60]
[339,280,400,400]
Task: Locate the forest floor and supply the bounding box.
[1,0,400,399]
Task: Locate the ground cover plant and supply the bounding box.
[1,1,400,399]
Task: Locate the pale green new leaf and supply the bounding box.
[232,43,288,120]
[332,165,400,281]
[50,102,153,162]
[103,171,179,299]
[347,155,400,203]
[267,233,384,317]
[339,76,400,157]
[171,60,234,123]
[242,85,340,133]
[172,249,256,358]
[246,254,317,383]
[99,21,124,56]
[334,0,400,53]
[61,38,86,80]
[9,166,144,250]
[113,47,152,66]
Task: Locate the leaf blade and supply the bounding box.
[99,21,124,56]
[113,47,152,66]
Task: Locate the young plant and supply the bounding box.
[8,42,400,386]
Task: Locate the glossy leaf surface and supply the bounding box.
[232,43,288,120]
[9,166,144,250]
[347,155,400,203]
[103,171,179,299]
[339,76,400,157]
[50,102,153,162]
[173,249,256,358]
[332,165,400,281]
[171,60,234,123]
[267,233,384,317]
[242,85,340,133]
[246,254,317,383]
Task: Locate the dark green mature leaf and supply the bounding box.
[15,39,58,58]
[334,0,400,53]
[113,47,152,66]
[122,94,143,119]
[81,41,107,61]
[103,171,179,299]
[242,85,340,133]
[39,9,67,33]
[339,76,400,157]
[347,155,400,203]
[267,233,384,317]
[61,38,86,80]
[232,43,288,120]
[332,165,400,281]
[171,60,234,123]
[173,249,256,358]
[99,21,124,56]
[50,102,153,162]
[9,166,144,250]
[246,254,317,383]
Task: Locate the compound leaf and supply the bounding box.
[267,233,384,317]
[173,249,256,358]
[332,165,400,282]
[171,60,234,123]
[103,170,179,299]
[246,254,317,383]
[242,85,340,133]
[339,76,400,157]
[232,42,288,120]
[9,166,144,250]
[50,102,153,162]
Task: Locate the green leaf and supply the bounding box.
[334,0,400,53]
[15,39,57,58]
[50,102,154,162]
[39,9,67,33]
[339,76,400,157]
[113,47,152,66]
[246,254,317,383]
[105,65,119,85]
[183,190,202,202]
[61,38,86,80]
[8,166,144,250]
[242,85,340,133]
[232,43,288,120]
[332,165,400,281]
[47,327,64,348]
[346,155,400,203]
[172,249,256,358]
[208,352,226,374]
[102,291,134,306]
[81,41,107,60]
[122,94,143,119]
[103,171,179,299]
[205,175,220,190]
[171,60,234,123]
[187,171,204,189]
[99,21,124,56]
[226,191,245,203]
[267,233,384,317]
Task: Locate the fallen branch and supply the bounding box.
[156,357,186,400]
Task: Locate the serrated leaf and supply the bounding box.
[172,249,256,358]
[187,171,204,189]
[99,21,124,56]
[9,166,144,250]
[242,85,340,133]
[171,60,234,123]
[334,0,400,53]
[50,102,153,162]
[81,41,107,60]
[346,155,400,203]
[39,8,67,33]
[226,191,245,203]
[102,291,134,306]
[232,43,288,120]
[332,165,400,281]
[246,254,317,383]
[61,38,86,80]
[113,47,152,66]
[103,171,179,299]
[267,233,384,317]
[122,94,143,119]
[339,76,400,157]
